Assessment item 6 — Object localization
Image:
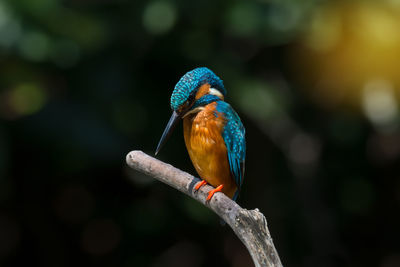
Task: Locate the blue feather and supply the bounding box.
[192,94,220,109]
[215,101,246,200]
[171,67,226,110]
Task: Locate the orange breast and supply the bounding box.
[183,102,237,198]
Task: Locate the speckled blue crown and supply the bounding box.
[170,67,226,110]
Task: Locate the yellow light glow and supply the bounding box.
[8,83,47,116]
[362,79,398,130]
[303,6,342,52]
[291,1,400,112]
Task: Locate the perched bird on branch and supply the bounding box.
[155,67,246,201]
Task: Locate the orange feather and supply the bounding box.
[183,102,237,198]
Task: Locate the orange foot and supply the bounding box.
[206,185,224,201]
[194,180,207,191]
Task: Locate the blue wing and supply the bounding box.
[215,101,246,200]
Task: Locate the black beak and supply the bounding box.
[155,111,182,155]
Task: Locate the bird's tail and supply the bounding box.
[232,190,240,201]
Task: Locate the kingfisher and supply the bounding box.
[155,67,246,201]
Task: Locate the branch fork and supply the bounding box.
[126,150,283,267]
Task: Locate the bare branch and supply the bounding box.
[126,150,283,267]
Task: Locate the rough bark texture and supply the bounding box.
[126,150,283,267]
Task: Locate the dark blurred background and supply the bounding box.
[1,0,400,266]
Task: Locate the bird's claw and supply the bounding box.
[206,184,224,201]
[194,180,207,191]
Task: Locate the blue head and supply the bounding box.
[170,67,226,111]
[156,67,226,155]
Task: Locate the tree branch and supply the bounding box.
[126,150,283,267]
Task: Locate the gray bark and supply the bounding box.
[126,150,283,267]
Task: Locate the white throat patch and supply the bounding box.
[209,88,224,99]
[183,106,205,118]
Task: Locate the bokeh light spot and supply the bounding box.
[362,79,398,131]
[226,3,259,37]
[143,1,177,35]
[304,6,342,52]
[51,39,80,68]
[18,31,50,61]
[8,83,47,116]
[289,133,320,165]
[354,4,400,47]
[234,80,286,121]
[387,0,400,8]
[0,3,9,28]
[267,4,300,33]
[0,3,21,48]
[17,0,58,14]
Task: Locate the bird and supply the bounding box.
[155,67,246,202]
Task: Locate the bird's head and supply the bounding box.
[170,67,226,112]
[156,67,226,155]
